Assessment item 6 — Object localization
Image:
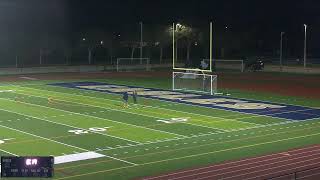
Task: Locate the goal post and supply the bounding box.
[116,58,150,72]
[172,22,213,72]
[203,59,244,72]
[172,71,217,95]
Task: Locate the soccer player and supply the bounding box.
[132,90,138,105]
[122,91,129,108]
[48,97,54,104]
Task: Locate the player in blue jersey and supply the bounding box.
[132,90,138,105]
[122,91,129,108]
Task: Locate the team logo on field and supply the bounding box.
[50,82,320,121]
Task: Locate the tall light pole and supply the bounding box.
[304,24,307,68]
[280,32,285,71]
[140,22,143,64]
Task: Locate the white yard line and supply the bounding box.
[97,123,320,155]
[55,130,320,180]
[14,90,228,133]
[1,94,187,139]
[0,148,18,156]
[0,104,141,144]
[20,86,262,125]
[0,124,88,152]
[0,124,137,166]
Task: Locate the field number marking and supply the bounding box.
[157,117,189,124]
[68,127,110,135]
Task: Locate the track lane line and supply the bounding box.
[54,131,320,179]
[143,144,320,179]
[171,148,320,180]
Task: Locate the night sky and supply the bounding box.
[0,0,320,62]
[0,0,319,31]
[68,0,320,29]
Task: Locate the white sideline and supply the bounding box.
[0,90,14,93]
[55,151,105,165]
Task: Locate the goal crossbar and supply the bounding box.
[172,71,217,95]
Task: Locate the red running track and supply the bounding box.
[141,144,320,180]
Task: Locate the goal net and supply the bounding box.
[203,59,244,72]
[172,71,217,95]
[116,58,150,72]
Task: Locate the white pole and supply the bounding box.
[210,75,213,95]
[172,23,175,69]
[116,59,119,72]
[210,22,213,72]
[172,72,175,91]
[303,24,307,68]
[140,22,143,64]
[280,32,284,71]
[241,60,244,72]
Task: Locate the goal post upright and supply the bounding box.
[210,75,213,95]
[172,22,213,72]
[172,21,217,95]
[172,23,175,70]
[209,21,213,72]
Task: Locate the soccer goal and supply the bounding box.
[203,59,244,72]
[172,71,217,95]
[116,58,150,72]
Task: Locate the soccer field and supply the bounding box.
[0,76,320,180]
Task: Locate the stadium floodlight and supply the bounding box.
[172,22,213,72]
[304,24,307,68]
[280,32,285,71]
[172,71,217,95]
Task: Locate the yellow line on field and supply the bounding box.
[13,88,253,130]
[2,134,87,145]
